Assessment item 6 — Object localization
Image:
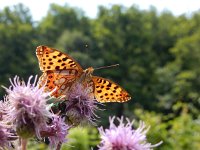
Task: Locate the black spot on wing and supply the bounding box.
[62,58,67,61]
[55,66,60,70]
[57,53,62,57]
[97,90,102,93]
[107,82,112,87]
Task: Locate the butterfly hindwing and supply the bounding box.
[39,70,78,98]
[92,76,131,103]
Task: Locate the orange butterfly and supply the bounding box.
[36,46,131,103]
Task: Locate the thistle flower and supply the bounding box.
[2,75,53,139]
[0,123,16,149]
[0,98,18,149]
[40,115,70,148]
[0,124,11,149]
[0,99,10,121]
[98,116,162,150]
[63,83,99,126]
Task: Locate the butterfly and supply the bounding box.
[36,45,131,103]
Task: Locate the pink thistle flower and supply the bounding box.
[0,98,10,121]
[2,75,53,139]
[0,123,17,149]
[40,115,70,148]
[98,116,162,150]
[0,124,11,149]
[63,83,99,126]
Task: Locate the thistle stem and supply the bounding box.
[56,142,62,150]
[21,139,28,150]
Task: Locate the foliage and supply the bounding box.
[135,104,200,150]
[0,4,38,95]
[62,126,99,150]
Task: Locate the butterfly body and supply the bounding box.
[78,67,94,83]
[36,46,131,103]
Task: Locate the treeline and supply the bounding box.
[0,3,199,149]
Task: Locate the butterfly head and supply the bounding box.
[84,67,94,77]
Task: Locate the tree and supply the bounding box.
[0,4,38,97]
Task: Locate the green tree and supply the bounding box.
[38,3,91,45]
[0,4,38,97]
[155,29,200,116]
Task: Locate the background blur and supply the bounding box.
[0,1,200,149]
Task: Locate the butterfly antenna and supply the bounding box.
[94,64,119,70]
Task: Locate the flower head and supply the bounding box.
[2,75,53,139]
[40,115,70,148]
[0,99,10,121]
[0,123,17,149]
[98,116,162,150]
[63,83,99,126]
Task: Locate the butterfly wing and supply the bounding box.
[39,70,78,98]
[92,76,131,103]
[36,45,83,72]
[36,45,83,98]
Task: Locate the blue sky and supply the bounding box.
[1,0,200,21]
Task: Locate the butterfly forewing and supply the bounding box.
[92,76,131,103]
[36,45,83,72]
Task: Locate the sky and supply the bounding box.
[0,0,200,21]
